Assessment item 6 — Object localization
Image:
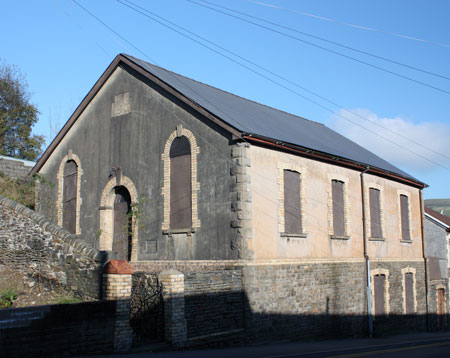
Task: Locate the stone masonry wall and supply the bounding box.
[0,156,34,179]
[243,261,367,342]
[0,195,103,298]
[184,270,244,344]
[370,260,427,335]
[243,260,428,342]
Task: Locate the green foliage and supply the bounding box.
[0,171,35,208]
[0,288,18,309]
[128,195,149,223]
[32,172,55,189]
[0,60,45,161]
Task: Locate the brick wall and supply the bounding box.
[0,301,116,358]
[0,195,103,298]
[0,156,34,179]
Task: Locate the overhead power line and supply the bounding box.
[249,0,450,49]
[187,0,450,95]
[196,0,450,81]
[116,0,450,169]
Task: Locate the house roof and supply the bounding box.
[31,54,425,187]
[425,206,450,231]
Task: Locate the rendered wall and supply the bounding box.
[247,145,423,260]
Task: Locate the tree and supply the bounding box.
[0,60,44,161]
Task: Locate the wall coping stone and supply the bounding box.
[0,194,102,262]
[104,260,134,274]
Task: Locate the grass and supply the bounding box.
[0,288,18,308]
[0,172,35,209]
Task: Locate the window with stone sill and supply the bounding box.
[369,188,383,240]
[283,169,304,237]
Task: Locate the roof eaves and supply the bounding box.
[243,132,427,188]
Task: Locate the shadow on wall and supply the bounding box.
[134,288,442,348]
[0,300,117,358]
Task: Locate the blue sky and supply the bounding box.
[2,0,449,198]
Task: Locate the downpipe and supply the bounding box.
[360,166,373,337]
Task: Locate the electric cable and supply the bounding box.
[186,0,450,95]
[248,0,450,50]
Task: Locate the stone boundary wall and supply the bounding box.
[184,270,244,343]
[0,301,116,358]
[0,195,103,298]
[0,156,34,179]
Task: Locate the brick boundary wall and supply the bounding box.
[103,260,134,352]
[0,194,103,298]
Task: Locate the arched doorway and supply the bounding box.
[113,186,132,261]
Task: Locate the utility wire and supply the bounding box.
[187,0,450,95]
[120,0,450,163]
[197,0,450,81]
[248,0,450,50]
[116,0,450,171]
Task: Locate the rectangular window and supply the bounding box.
[400,195,411,241]
[332,180,346,237]
[405,273,414,314]
[374,274,386,316]
[369,188,382,238]
[284,170,302,234]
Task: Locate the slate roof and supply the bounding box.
[124,54,420,183]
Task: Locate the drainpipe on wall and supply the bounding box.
[419,189,430,331]
[360,166,373,338]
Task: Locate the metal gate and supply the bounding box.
[130,272,164,343]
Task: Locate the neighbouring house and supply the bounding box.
[424,206,450,330]
[425,199,450,217]
[30,54,433,343]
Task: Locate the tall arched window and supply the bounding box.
[63,160,78,234]
[169,136,192,229]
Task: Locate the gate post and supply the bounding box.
[103,260,134,352]
[159,270,187,347]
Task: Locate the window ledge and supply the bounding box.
[163,228,196,237]
[400,239,413,244]
[330,235,350,240]
[369,237,385,242]
[281,232,307,239]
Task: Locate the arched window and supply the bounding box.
[169,136,192,229]
[62,160,78,234]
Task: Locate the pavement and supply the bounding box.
[78,331,450,358]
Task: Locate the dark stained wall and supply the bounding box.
[37,64,237,260]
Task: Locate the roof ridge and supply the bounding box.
[123,54,322,127]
